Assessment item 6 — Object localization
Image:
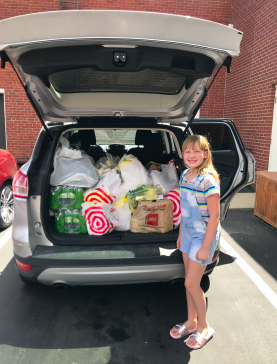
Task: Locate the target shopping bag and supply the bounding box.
[166,189,181,229]
[82,202,119,236]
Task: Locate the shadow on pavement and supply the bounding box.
[222,210,277,281]
[0,259,201,363]
[217,251,236,267]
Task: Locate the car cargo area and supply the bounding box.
[40,123,184,246]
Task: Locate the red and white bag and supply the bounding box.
[82,202,120,236]
[166,189,181,229]
[84,188,116,204]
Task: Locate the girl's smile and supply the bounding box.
[182,142,207,169]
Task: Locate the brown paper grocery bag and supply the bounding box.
[130,198,173,233]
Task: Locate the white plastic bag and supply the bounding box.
[149,160,179,196]
[50,137,98,187]
[83,172,121,204]
[114,201,131,231]
[119,154,151,190]
[95,153,120,176]
[93,172,121,194]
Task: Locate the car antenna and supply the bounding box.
[1,51,53,141]
[182,57,231,138]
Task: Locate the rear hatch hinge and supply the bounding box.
[1,51,53,141]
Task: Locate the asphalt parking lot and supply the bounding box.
[0,210,276,364]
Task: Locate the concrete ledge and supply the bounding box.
[229,193,256,210]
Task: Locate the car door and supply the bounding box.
[176,119,255,220]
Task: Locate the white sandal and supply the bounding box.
[186,327,214,349]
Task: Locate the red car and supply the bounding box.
[0,149,17,228]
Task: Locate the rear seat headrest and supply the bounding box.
[144,133,164,154]
[70,130,96,146]
[135,130,152,145]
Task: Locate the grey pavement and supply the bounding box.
[0,211,276,364]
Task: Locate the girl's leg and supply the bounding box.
[170,253,197,337]
[185,259,209,348]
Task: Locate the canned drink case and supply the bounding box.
[54,208,87,234]
[50,186,84,210]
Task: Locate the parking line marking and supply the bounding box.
[0,227,12,249]
[220,236,277,310]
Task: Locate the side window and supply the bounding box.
[190,124,235,151]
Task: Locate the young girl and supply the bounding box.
[170,134,220,350]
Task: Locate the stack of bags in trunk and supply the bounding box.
[49,136,181,235]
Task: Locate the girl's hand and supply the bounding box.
[195,247,209,261]
[177,235,181,250]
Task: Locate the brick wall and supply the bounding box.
[0,0,231,160]
[224,0,277,174]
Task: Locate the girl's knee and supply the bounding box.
[185,278,196,292]
[185,277,202,292]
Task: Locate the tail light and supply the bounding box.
[15,260,32,272]
[13,168,28,199]
[210,251,219,264]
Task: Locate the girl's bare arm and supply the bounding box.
[196,194,220,261]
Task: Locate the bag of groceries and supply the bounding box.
[82,202,120,236]
[83,172,121,204]
[50,136,98,187]
[95,153,120,176]
[119,154,151,190]
[130,198,173,233]
[126,184,163,213]
[114,199,131,231]
[166,189,181,229]
[149,159,179,196]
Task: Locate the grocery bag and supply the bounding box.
[50,136,98,187]
[82,202,119,235]
[126,184,163,213]
[149,159,179,196]
[95,153,120,176]
[92,172,121,194]
[119,154,151,190]
[114,201,131,231]
[54,208,87,234]
[84,188,117,204]
[130,198,173,233]
[50,186,84,210]
[166,189,181,229]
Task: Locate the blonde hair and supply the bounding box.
[182,134,219,182]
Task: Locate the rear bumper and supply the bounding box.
[14,248,219,286]
[36,264,186,286]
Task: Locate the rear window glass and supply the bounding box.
[94,129,137,150]
[70,129,169,153]
[49,68,186,94]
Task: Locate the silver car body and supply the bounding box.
[0,11,252,286]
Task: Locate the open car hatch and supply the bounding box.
[0,11,243,125]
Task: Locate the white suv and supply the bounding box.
[0,11,255,287]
